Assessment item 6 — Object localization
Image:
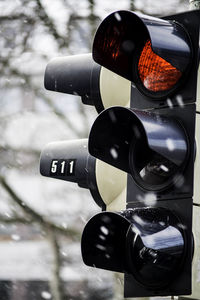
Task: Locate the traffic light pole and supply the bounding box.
[181,2,200,300]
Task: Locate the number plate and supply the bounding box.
[50,159,76,176]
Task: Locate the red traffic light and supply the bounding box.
[93,10,192,97]
[138,40,182,92]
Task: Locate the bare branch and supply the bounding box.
[0,14,35,23]
[0,59,85,138]
[0,216,33,224]
[34,0,66,49]
[0,175,80,238]
[0,144,40,157]
[130,0,136,11]
[41,94,83,138]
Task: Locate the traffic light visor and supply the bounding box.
[81,212,130,273]
[89,106,188,191]
[93,10,191,96]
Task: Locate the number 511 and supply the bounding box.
[50,159,76,176]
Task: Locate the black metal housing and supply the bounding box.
[93,10,200,103]
[84,8,200,299]
[44,53,104,112]
[89,105,195,198]
[81,205,191,295]
[40,139,105,209]
[93,11,191,77]
[124,197,193,297]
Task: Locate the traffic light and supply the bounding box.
[40,139,127,211]
[81,9,200,298]
[44,53,131,112]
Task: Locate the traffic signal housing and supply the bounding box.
[82,205,190,294]
[81,9,200,298]
[92,10,200,108]
[89,105,194,198]
[40,139,127,211]
[43,51,131,211]
[44,53,131,113]
[41,7,200,299]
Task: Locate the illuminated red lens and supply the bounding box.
[138,40,182,92]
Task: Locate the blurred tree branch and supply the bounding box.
[35,0,67,49]
[0,173,80,300]
[0,175,80,238]
[0,15,35,23]
[0,216,33,224]
[0,58,87,137]
[129,0,136,11]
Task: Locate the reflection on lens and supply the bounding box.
[125,208,185,288]
[130,136,179,190]
[139,153,178,185]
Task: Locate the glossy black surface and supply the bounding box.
[93,10,191,84]
[81,208,186,289]
[81,212,130,272]
[138,12,191,72]
[89,106,188,191]
[40,139,105,209]
[123,208,185,288]
[44,53,103,111]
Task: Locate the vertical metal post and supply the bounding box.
[179,3,200,300]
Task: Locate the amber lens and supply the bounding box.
[138,40,182,92]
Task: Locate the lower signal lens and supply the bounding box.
[138,40,182,92]
[125,207,185,288]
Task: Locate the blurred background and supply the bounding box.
[0,0,190,299]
